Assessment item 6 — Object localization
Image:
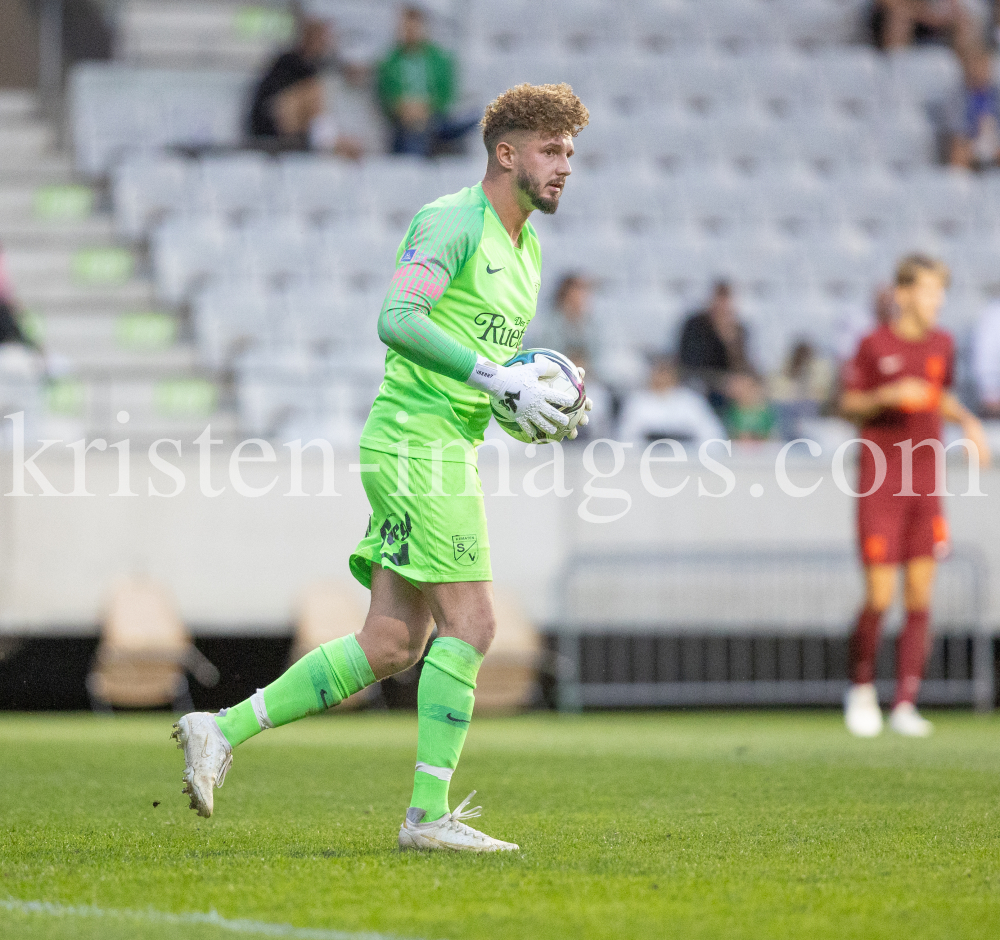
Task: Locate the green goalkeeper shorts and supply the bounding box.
[349,446,492,589]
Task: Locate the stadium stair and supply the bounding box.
[0,89,234,440]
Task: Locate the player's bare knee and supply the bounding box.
[864,584,894,613]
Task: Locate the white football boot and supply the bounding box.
[398,792,519,852]
[171,712,233,818]
[844,683,883,737]
[889,701,933,737]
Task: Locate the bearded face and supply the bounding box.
[515,165,562,215]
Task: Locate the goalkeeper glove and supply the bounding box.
[467,355,575,438]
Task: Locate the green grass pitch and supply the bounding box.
[2,711,999,940]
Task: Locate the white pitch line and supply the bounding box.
[0,899,431,940]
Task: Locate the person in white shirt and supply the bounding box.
[618,356,725,445]
[972,300,1000,417]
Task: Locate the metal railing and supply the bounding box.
[549,545,993,711]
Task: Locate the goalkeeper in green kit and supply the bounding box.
[173,83,591,851]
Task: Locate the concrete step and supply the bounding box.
[17,280,155,310]
[58,348,200,376]
[0,151,73,183]
[37,309,178,347]
[5,244,139,285]
[39,409,239,443]
[20,295,162,319]
[0,183,113,245]
[0,217,115,246]
[0,90,38,119]
[0,122,57,157]
[40,374,232,439]
[0,183,100,219]
[37,310,197,376]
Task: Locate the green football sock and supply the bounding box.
[214,634,376,748]
[409,636,484,822]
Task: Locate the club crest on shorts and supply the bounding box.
[379,512,412,567]
[452,534,478,565]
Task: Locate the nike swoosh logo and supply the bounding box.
[446,712,470,724]
[486,264,504,274]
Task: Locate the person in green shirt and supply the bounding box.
[377,5,477,156]
[173,83,591,852]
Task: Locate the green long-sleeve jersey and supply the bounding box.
[363,183,542,462]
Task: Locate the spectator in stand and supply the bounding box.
[768,340,836,440]
[526,273,599,365]
[564,346,613,442]
[0,244,46,443]
[871,0,981,51]
[946,45,1000,168]
[972,299,1000,416]
[619,356,724,445]
[724,373,776,441]
[247,17,363,157]
[678,280,755,413]
[0,244,40,352]
[377,5,478,156]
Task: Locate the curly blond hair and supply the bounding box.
[481,83,589,154]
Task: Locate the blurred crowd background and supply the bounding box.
[3,0,1000,451]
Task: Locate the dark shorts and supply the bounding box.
[857,493,949,565]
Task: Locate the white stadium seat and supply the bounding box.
[151,215,237,305]
[71,63,252,175]
[111,154,194,239]
[88,1,1000,437]
[197,152,276,221]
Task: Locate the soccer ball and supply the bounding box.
[490,348,587,443]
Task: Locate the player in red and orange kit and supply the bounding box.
[839,254,991,737]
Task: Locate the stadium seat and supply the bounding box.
[70,63,251,175]
[87,575,218,712]
[197,152,277,221]
[239,216,318,285]
[811,48,886,125]
[235,346,364,441]
[277,153,364,225]
[320,229,400,293]
[279,279,353,353]
[304,0,450,66]
[700,0,781,54]
[792,117,876,178]
[757,180,840,248]
[111,154,194,239]
[908,170,976,246]
[191,280,277,368]
[885,46,964,109]
[743,53,813,122]
[642,119,716,176]
[642,241,714,310]
[872,116,938,173]
[775,0,867,47]
[118,0,293,69]
[630,4,704,56]
[662,55,748,119]
[436,156,485,196]
[364,156,451,231]
[72,0,999,449]
[712,118,800,177]
[836,177,920,248]
[151,215,237,305]
[682,178,761,244]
